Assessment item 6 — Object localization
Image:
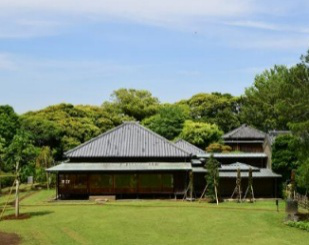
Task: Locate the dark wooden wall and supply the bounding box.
[225,143,264,153]
[216,157,268,168]
[58,171,188,196]
[193,173,278,198]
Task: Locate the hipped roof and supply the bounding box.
[223,124,266,140]
[65,122,191,158]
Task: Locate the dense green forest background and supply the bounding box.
[0,50,308,193]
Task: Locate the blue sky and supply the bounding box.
[0,1,308,114]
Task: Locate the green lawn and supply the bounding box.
[0,190,308,245]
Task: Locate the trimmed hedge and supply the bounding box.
[286,221,309,232]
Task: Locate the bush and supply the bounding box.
[286,221,309,232]
[0,174,15,188]
[20,164,35,183]
[206,143,232,153]
[180,120,223,149]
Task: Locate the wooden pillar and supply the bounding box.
[275,178,277,198]
[56,172,59,200]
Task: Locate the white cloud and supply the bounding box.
[224,21,280,31]
[224,20,309,34]
[231,36,309,50]
[0,0,253,18]
[0,0,257,38]
[0,0,308,51]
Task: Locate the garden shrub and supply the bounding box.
[286,221,309,232]
[0,174,15,188]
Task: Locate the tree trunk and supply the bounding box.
[15,161,20,218]
[189,172,193,201]
[15,178,19,218]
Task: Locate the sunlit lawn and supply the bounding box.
[0,190,308,245]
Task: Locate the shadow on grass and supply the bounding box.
[29,210,54,217]
[1,210,54,221]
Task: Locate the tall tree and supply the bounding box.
[240,65,290,132]
[0,105,20,146]
[142,104,190,140]
[185,93,240,132]
[109,88,160,121]
[272,134,299,182]
[180,120,223,149]
[21,103,128,159]
[4,130,38,217]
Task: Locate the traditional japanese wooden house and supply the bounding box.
[47,122,192,198]
[48,122,281,199]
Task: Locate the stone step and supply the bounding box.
[89,195,116,202]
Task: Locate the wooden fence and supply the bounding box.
[295,193,309,210]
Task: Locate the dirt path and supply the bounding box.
[0,231,20,245]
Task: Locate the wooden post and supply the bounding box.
[46,172,50,190]
[198,184,209,202]
[189,171,193,201]
[231,168,242,202]
[56,172,59,200]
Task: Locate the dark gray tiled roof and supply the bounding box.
[174,139,205,155]
[65,122,191,158]
[220,162,259,172]
[196,153,268,158]
[218,169,281,178]
[223,124,266,139]
[47,162,192,172]
[192,163,281,178]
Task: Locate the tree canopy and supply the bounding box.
[184,93,241,132]
[20,103,129,158]
[179,120,223,149]
[271,134,299,182]
[0,105,20,146]
[142,104,189,140]
[108,88,160,121]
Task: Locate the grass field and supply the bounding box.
[0,190,308,245]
